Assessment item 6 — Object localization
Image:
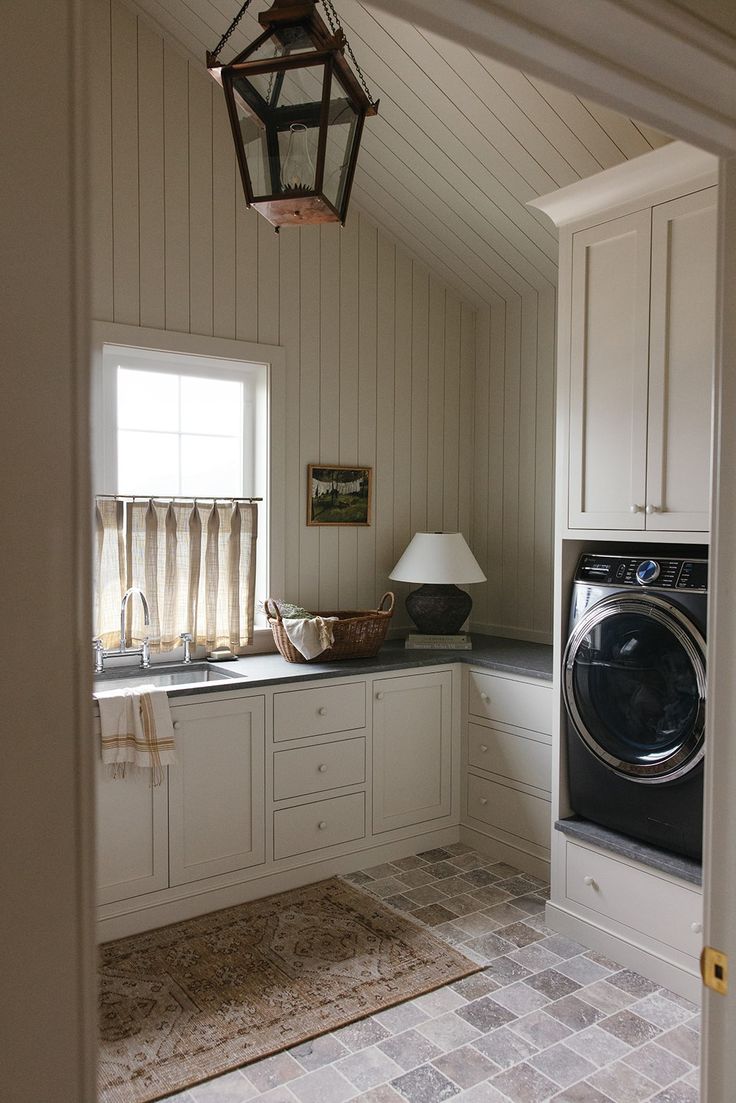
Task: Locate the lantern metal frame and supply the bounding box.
[207,0,378,229]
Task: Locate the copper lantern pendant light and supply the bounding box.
[207,0,379,230]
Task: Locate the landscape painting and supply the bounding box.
[307,465,372,526]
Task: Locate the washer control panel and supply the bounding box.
[575,554,707,592]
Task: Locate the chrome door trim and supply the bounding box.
[563,592,706,784]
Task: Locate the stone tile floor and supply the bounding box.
[159,845,700,1103]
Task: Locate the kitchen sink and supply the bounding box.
[93,662,244,694]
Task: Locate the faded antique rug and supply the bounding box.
[98,877,481,1103]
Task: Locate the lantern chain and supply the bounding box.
[320,0,377,107]
[211,0,255,61]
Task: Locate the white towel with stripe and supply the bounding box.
[98,686,177,785]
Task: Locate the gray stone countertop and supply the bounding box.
[166,633,553,699]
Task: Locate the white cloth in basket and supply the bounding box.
[281,615,339,659]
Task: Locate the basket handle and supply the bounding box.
[377,591,395,614]
[264,598,283,624]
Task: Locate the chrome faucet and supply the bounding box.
[119,587,151,667]
[92,588,152,673]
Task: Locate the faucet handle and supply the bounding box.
[179,632,194,664]
[141,636,151,669]
[92,637,104,674]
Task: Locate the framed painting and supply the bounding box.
[307,465,372,526]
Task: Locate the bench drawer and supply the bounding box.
[468,670,551,734]
[273,682,366,742]
[273,792,366,860]
[273,737,366,800]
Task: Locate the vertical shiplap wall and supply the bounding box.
[89,0,484,628]
[472,293,556,643]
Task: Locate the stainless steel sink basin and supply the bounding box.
[93,662,243,694]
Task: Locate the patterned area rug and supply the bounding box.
[98,877,481,1103]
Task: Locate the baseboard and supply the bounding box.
[97,825,461,942]
[460,824,551,880]
[545,901,701,1003]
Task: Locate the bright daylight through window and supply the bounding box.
[95,344,270,652]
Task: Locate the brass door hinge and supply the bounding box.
[701,946,729,995]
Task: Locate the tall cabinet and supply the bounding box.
[532,141,719,1001]
[536,142,718,538]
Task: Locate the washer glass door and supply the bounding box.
[563,594,706,782]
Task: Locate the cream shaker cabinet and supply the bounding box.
[372,669,453,834]
[96,753,169,904]
[168,695,266,886]
[566,185,716,533]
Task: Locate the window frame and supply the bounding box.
[91,322,286,650]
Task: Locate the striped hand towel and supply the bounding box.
[98,686,177,785]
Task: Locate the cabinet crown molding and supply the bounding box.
[529,141,718,228]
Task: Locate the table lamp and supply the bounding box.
[389,532,486,634]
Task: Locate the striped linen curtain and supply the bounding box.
[94,498,258,654]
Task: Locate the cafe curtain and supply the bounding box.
[94,498,258,654]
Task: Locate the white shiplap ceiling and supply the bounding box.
[124,0,670,307]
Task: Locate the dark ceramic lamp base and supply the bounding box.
[405,584,472,635]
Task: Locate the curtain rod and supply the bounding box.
[95,494,263,503]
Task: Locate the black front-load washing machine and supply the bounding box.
[563,553,707,860]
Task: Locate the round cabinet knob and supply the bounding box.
[583,875,597,889]
[376,692,385,700]
[173,721,181,730]
[629,504,641,514]
[691,922,703,934]
[480,744,488,753]
[318,763,328,773]
[480,797,488,805]
[317,706,327,716]
[318,821,327,830]
[481,692,489,702]
[645,504,658,514]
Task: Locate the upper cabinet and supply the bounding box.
[532,142,718,537]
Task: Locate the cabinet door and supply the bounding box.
[568,211,651,529]
[646,187,717,531]
[372,670,452,834]
[96,755,169,904]
[168,696,265,886]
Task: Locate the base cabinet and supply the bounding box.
[96,756,169,904]
[372,670,453,834]
[168,696,266,886]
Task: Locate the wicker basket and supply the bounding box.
[264,592,395,663]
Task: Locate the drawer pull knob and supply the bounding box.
[173,721,181,730]
[479,797,488,805]
[318,764,328,773]
[630,504,642,514]
[583,875,597,889]
[691,922,703,934]
[318,820,327,830]
[318,707,327,716]
[376,692,385,700]
[481,692,489,702]
[480,744,488,753]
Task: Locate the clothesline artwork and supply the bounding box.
[307,464,372,526]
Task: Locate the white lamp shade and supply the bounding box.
[389,532,487,584]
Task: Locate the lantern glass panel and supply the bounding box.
[232,62,326,199]
[322,73,360,213]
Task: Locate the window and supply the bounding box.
[92,324,286,646]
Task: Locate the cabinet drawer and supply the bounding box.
[468,722,551,792]
[274,793,365,860]
[566,840,702,957]
[273,682,366,742]
[273,737,366,800]
[468,671,551,734]
[467,773,550,849]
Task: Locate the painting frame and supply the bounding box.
[307,464,373,527]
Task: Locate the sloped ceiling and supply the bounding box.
[124,0,670,308]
